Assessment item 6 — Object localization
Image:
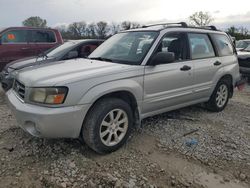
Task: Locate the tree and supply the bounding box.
[22,16,47,28]
[189,11,213,26]
[121,21,132,30]
[130,22,141,29]
[121,21,141,30]
[226,26,250,40]
[55,24,73,40]
[110,22,120,35]
[86,23,96,38]
[227,26,239,36]
[68,21,87,39]
[96,21,109,39]
[239,26,249,36]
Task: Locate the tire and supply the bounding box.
[82,98,133,154]
[206,79,231,112]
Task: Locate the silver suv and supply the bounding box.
[7,23,241,153]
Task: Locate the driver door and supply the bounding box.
[142,32,195,115]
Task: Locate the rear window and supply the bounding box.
[2,30,28,43]
[188,33,215,59]
[212,34,234,56]
[30,30,56,43]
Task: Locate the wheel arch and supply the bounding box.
[218,74,234,98]
[80,89,141,138]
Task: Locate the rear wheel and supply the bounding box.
[82,98,133,154]
[206,79,230,112]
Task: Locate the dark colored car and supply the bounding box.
[0,39,104,91]
[237,45,250,78]
[0,27,63,71]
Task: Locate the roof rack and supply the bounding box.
[142,22,188,28]
[142,22,219,31]
[200,25,218,31]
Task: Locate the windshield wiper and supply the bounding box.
[89,57,113,62]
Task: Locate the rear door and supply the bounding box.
[28,29,57,55]
[0,29,30,70]
[143,32,195,115]
[187,33,220,99]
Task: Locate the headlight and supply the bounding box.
[29,87,68,104]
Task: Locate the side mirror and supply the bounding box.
[150,52,175,65]
[67,51,78,59]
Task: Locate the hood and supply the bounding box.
[237,51,250,59]
[17,59,138,87]
[7,56,54,71]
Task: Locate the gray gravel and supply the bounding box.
[0,84,250,188]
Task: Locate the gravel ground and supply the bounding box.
[0,83,250,188]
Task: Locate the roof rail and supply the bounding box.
[142,22,188,28]
[201,25,218,31]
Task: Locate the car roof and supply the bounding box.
[0,27,59,32]
[0,27,6,32]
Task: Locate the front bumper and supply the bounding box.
[7,89,89,138]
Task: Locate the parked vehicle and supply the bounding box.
[237,45,250,78]
[0,39,104,91]
[7,22,241,154]
[0,27,63,71]
[236,39,250,51]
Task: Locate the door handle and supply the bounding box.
[180,65,191,71]
[214,61,222,66]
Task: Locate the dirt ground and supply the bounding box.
[0,83,250,188]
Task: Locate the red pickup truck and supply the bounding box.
[0,27,63,71]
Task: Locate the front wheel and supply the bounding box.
[206,80,230,112]
[82,98,133,154]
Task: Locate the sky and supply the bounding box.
[0,0,250,30]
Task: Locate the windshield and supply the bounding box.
[89,31,159,65]
[46,41,79,57]
[236,40,250,49]
[244,45,250,52]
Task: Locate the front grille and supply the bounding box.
[13,80,25,100]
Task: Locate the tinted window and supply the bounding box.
[188,33,215,59]
[212,34,234,56]
[2,30,28,43]
[155,32,188,61]
[31,30,56,43]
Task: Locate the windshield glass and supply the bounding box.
[46,41,79,57]
[236,40,250,49]
[89,31,159,65]
[244,45,250,51]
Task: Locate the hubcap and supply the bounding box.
[216,84,228,108]
[99,109,128,147]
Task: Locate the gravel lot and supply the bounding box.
[0,83,250,188]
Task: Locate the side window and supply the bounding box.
[188,33,215,59]
[212,34,234,56]
[79,44,99,58]
[31,30,56,43]
[2,30,28,43]
[155,32,188,61]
